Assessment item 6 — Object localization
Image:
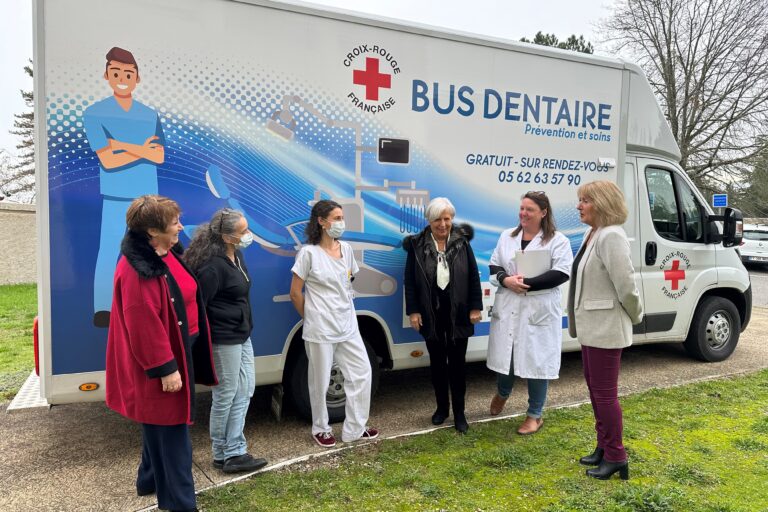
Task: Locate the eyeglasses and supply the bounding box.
[526,190,546,196]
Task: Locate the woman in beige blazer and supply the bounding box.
[567,180,643,481]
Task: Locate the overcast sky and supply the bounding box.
[0,0,612,157]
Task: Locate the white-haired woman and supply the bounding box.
[403,197,483,433]
[184,208,268,474]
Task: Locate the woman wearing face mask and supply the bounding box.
[289,200,378,448]
[184,208,267,474]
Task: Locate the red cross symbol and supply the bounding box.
[353,58,391,101]
[664,259,686,290]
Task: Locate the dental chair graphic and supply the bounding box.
[191,93,430,300]
[200,164,409,299]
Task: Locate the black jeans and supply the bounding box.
[425,287,468,416]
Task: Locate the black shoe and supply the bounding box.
[586,459,629,480]
[213,459,224,470]
[222,453,268,474]
[136,486,155,497]
[579,447,605,466]
[454,414,469,434]
[431,409,448,425]
[93,311,110,328]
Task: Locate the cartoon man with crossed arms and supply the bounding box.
[84,47,165,328]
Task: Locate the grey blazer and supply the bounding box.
[567,225,643,349]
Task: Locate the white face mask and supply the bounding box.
[326,220,345,239]
[235,232,254,249]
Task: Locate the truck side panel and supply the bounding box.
[38,0,625,402]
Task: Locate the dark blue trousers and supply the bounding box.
[137,423,196,512]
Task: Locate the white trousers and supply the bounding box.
[306,333,372,442]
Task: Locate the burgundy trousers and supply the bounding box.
[581,345,627,463]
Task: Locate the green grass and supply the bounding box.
[0,284,37,401]
[199,370,768,512]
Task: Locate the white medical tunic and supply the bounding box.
[292,242,360,343]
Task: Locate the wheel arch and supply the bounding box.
[355,310,394,370]
[683,292,742,362]
[690,287,749,336]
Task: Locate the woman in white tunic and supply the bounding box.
[486,191,573,434]
[289,200,379,448]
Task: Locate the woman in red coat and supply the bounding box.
[105,195,216,512]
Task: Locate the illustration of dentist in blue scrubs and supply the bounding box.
[84,47,165,328]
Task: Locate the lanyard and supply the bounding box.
[234,255,250,282]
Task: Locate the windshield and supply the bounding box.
[743,230,768,241]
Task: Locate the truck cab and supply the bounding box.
[627,156,750,361]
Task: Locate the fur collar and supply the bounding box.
[402,223,475,252]
[121,230,184,279]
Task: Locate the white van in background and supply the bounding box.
[32,0,751,421]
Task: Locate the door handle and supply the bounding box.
[645,241,657,266]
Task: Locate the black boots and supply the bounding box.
[454,413,469,434]
[431,407,468,433]
[579,447,604,466]
[581,446,628,480]
[431,409,448,425]
[586,459,629,480]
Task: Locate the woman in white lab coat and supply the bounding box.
[486,191,573,434]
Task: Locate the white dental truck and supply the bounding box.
[32,0,750,421]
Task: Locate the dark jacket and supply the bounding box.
[196,251,253,345]
[403,224,483,340]
[105,231,217,426]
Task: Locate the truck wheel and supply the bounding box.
[287,339,381,423]
[683,296,741,362]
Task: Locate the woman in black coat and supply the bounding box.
[184,208,267,474]
[403,197,483,433]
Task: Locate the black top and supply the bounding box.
[196,251,253,345]
[569,241,586,291]
[523,270,569,291]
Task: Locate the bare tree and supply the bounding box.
[601,0,768,190]
[1,61,35,203]
[732,136,768,217]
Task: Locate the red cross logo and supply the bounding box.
[664,259,686,290]
[353,58,391,101]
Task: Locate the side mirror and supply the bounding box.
[704,207,743,246]
[722,207,743,248]
[703,216,722,244]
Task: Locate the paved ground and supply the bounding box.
[2,304,767,512]
[747,262,768,307]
